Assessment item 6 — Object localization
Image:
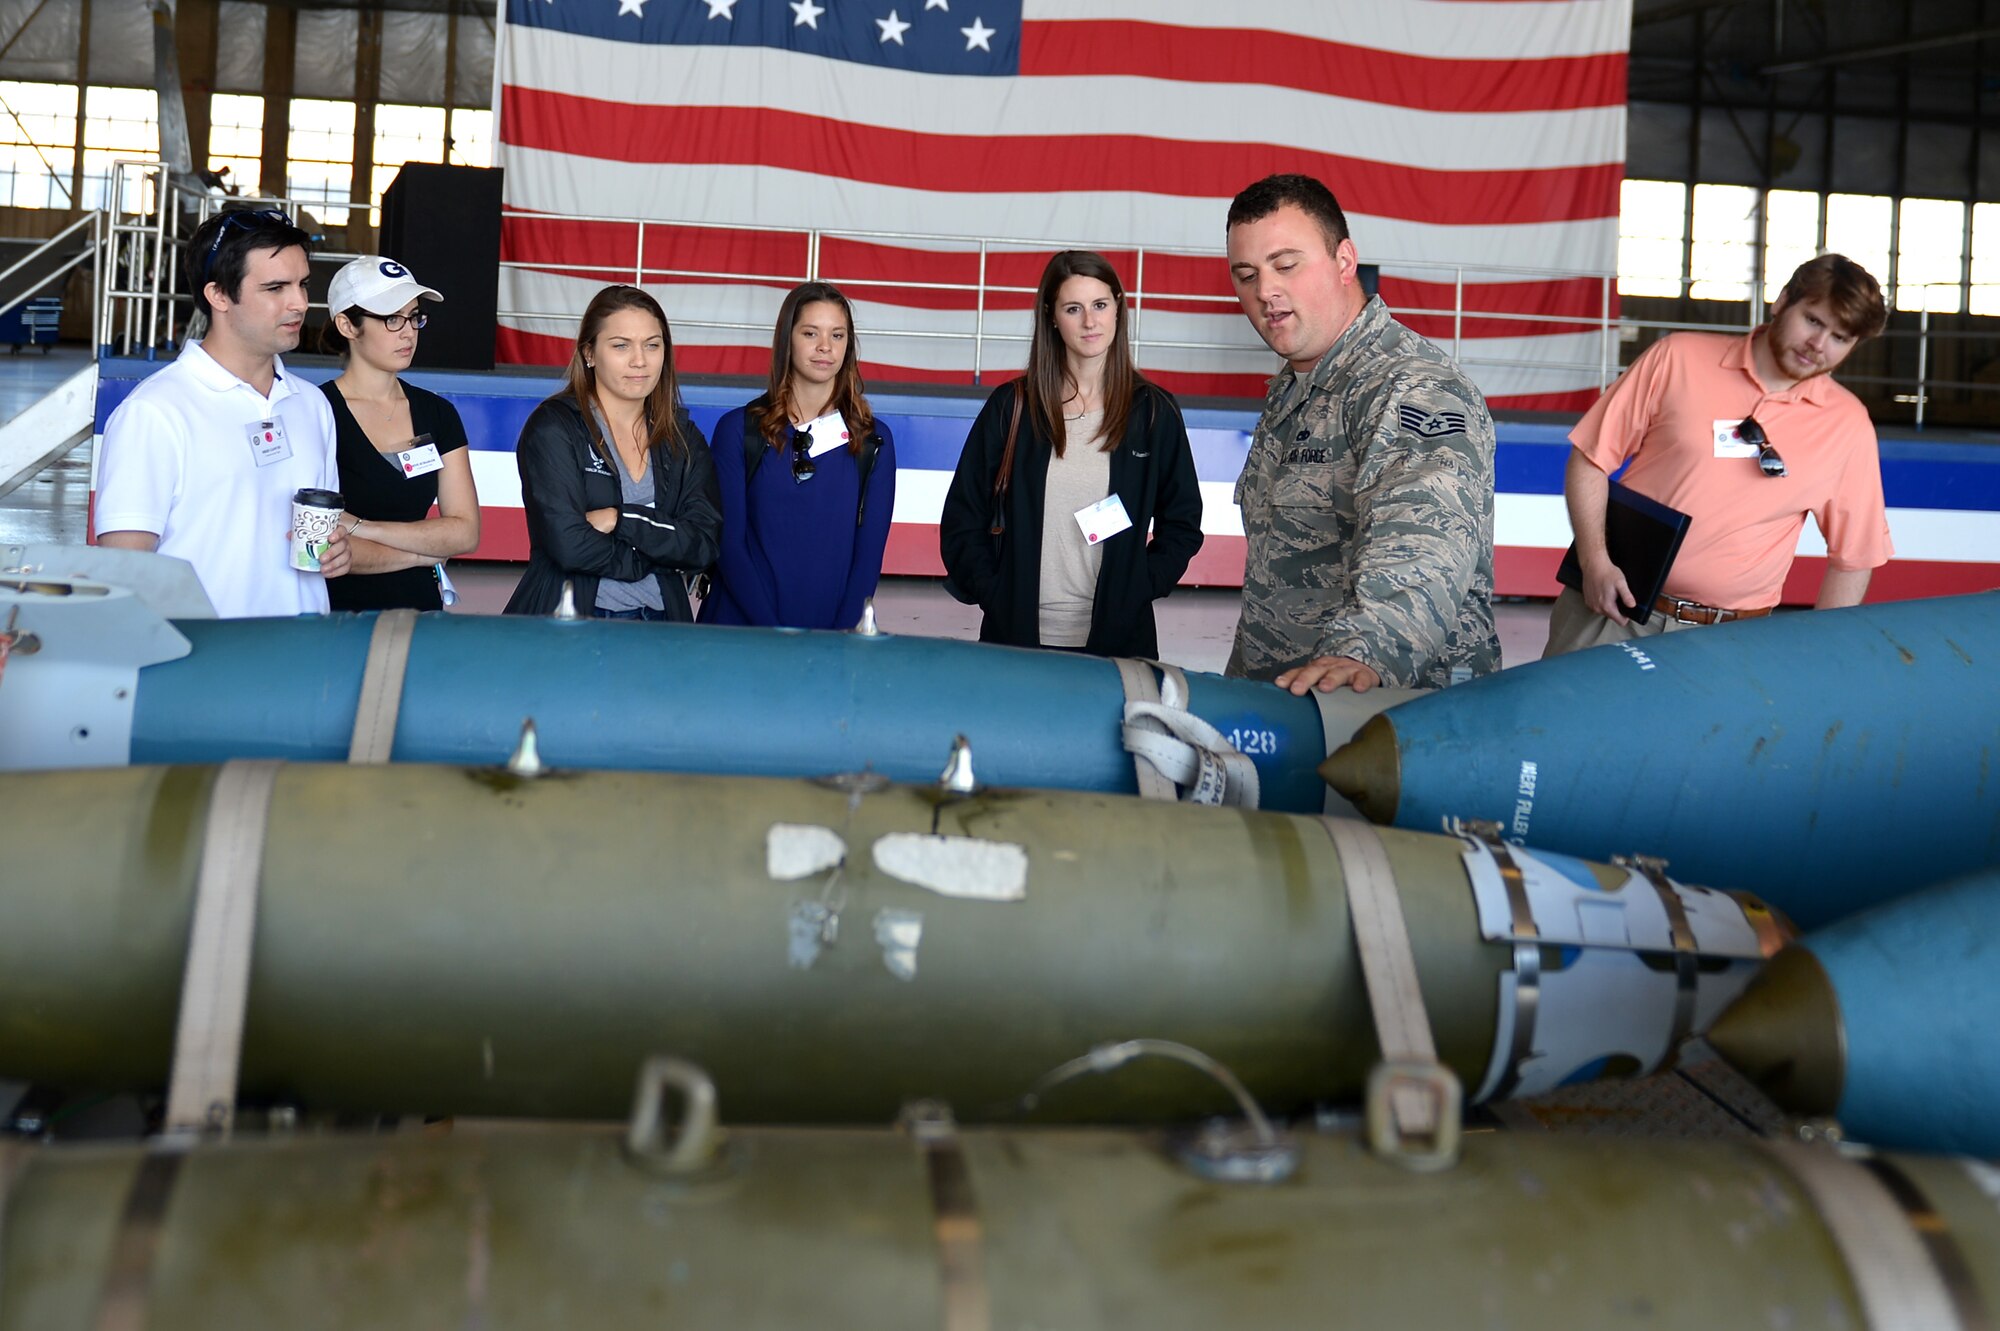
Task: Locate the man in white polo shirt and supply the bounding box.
[96,208,352,616]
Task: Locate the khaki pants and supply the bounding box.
[1540,587,1703,659]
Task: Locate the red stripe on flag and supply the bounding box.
[1020,20,1627,114]
[501,88,1621,227]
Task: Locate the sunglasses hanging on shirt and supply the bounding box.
[791,427,817,483]
[1737,416,1787,477]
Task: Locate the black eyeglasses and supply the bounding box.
[791,428,816,483]
[366,311,428,332]
[198,208,293,284]
[1738,416,1786,477]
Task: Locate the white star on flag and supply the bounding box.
[876,8,910,42]
[924,0,948,9]
[961,16,994,50]
[790,0,824,26]
[704,0,737,15]
[615,0,646,16]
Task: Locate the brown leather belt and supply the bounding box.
[1654,594,1775,625]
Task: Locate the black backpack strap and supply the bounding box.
[853,430,884,528]
[743,394,775,484]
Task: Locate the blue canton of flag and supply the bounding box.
[508,0,1021,75]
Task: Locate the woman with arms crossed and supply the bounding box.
[700,282,896,629]
[940,250,1203,657]
[319,256,480,610]
[504,285,721,619]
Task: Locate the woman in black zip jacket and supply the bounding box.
[939,251,1203,658]
[504,285,721,619]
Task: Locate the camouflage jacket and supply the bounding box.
[1226,296,1502,688]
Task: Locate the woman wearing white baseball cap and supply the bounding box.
[319,254,481,611]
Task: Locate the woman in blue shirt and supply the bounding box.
[699,282,897,629]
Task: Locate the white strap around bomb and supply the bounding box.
[1322,818,1461,1170]
[348,608,418,764]
[1121,703,1260,809]
[1763,1142,1978,1331]
[1115,657,1259,809]
[163,759,282,1137]
[1112,657,1177,803]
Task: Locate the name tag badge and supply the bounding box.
[1074,494,1133,546]
[396,439,443,478]
[246,418,292,467]
[1713,418,1758,458]
[805,412,848,459]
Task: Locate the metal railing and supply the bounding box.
[0,210,100,325]
[81,168,2000,427]
[490,208,1639,393]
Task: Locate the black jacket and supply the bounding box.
[939,380,1204,658]
[503,393,722,617]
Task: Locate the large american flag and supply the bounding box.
[493,0,1629,413]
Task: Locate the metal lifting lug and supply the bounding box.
[551,579,585,621]
[506,719,548,778]
[938,734,979,795]
[1445,816,1506,847]
[851,598,885,636]
[625,1056,728,1178]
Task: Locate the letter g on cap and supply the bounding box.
[379,260,408,278]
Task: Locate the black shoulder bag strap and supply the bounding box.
[853,430,884,528]
[987,388,1025,538]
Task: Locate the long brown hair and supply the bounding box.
[1022,251,1147,458]
[567,284,685,467]
[754,282,876,455]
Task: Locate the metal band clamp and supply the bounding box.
[1452,818,1541,1101]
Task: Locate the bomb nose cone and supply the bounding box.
[1705,946,1846,1117]
[1317,714,1402,824]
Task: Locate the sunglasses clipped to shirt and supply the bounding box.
[198,208,294,285]
[791,427,817,483]
[1737,416,1787,478]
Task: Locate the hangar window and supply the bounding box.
[0,82,77,209]
[1895,199,1965,314]
[286,98,355,228]
[1972,205,2000,318]
[370,103,448,226]
[1822,195,1893,305]
[81,86,159,211]
[447,109,492,169]
[207,94,264,198]
[1760,191,1821,305]
[1616,178,1686,297]
[1688,184,1758,301]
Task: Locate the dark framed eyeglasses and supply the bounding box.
[366,310,428,332]
[1738,415,1786,477]
[791,428,817,483]
[198,208,294,285]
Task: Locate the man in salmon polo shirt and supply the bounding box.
[1543,253,1893,657]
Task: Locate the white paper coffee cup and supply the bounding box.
[291,488,345,572]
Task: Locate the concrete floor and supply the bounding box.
[3,435,1559,669]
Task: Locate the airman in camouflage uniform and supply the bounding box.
[1222,172,1501,692]
[1226,295,1502,687]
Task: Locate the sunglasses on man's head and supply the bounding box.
[791,428,817,483]
[198,208,294,284]
[1738,416,1786,477]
